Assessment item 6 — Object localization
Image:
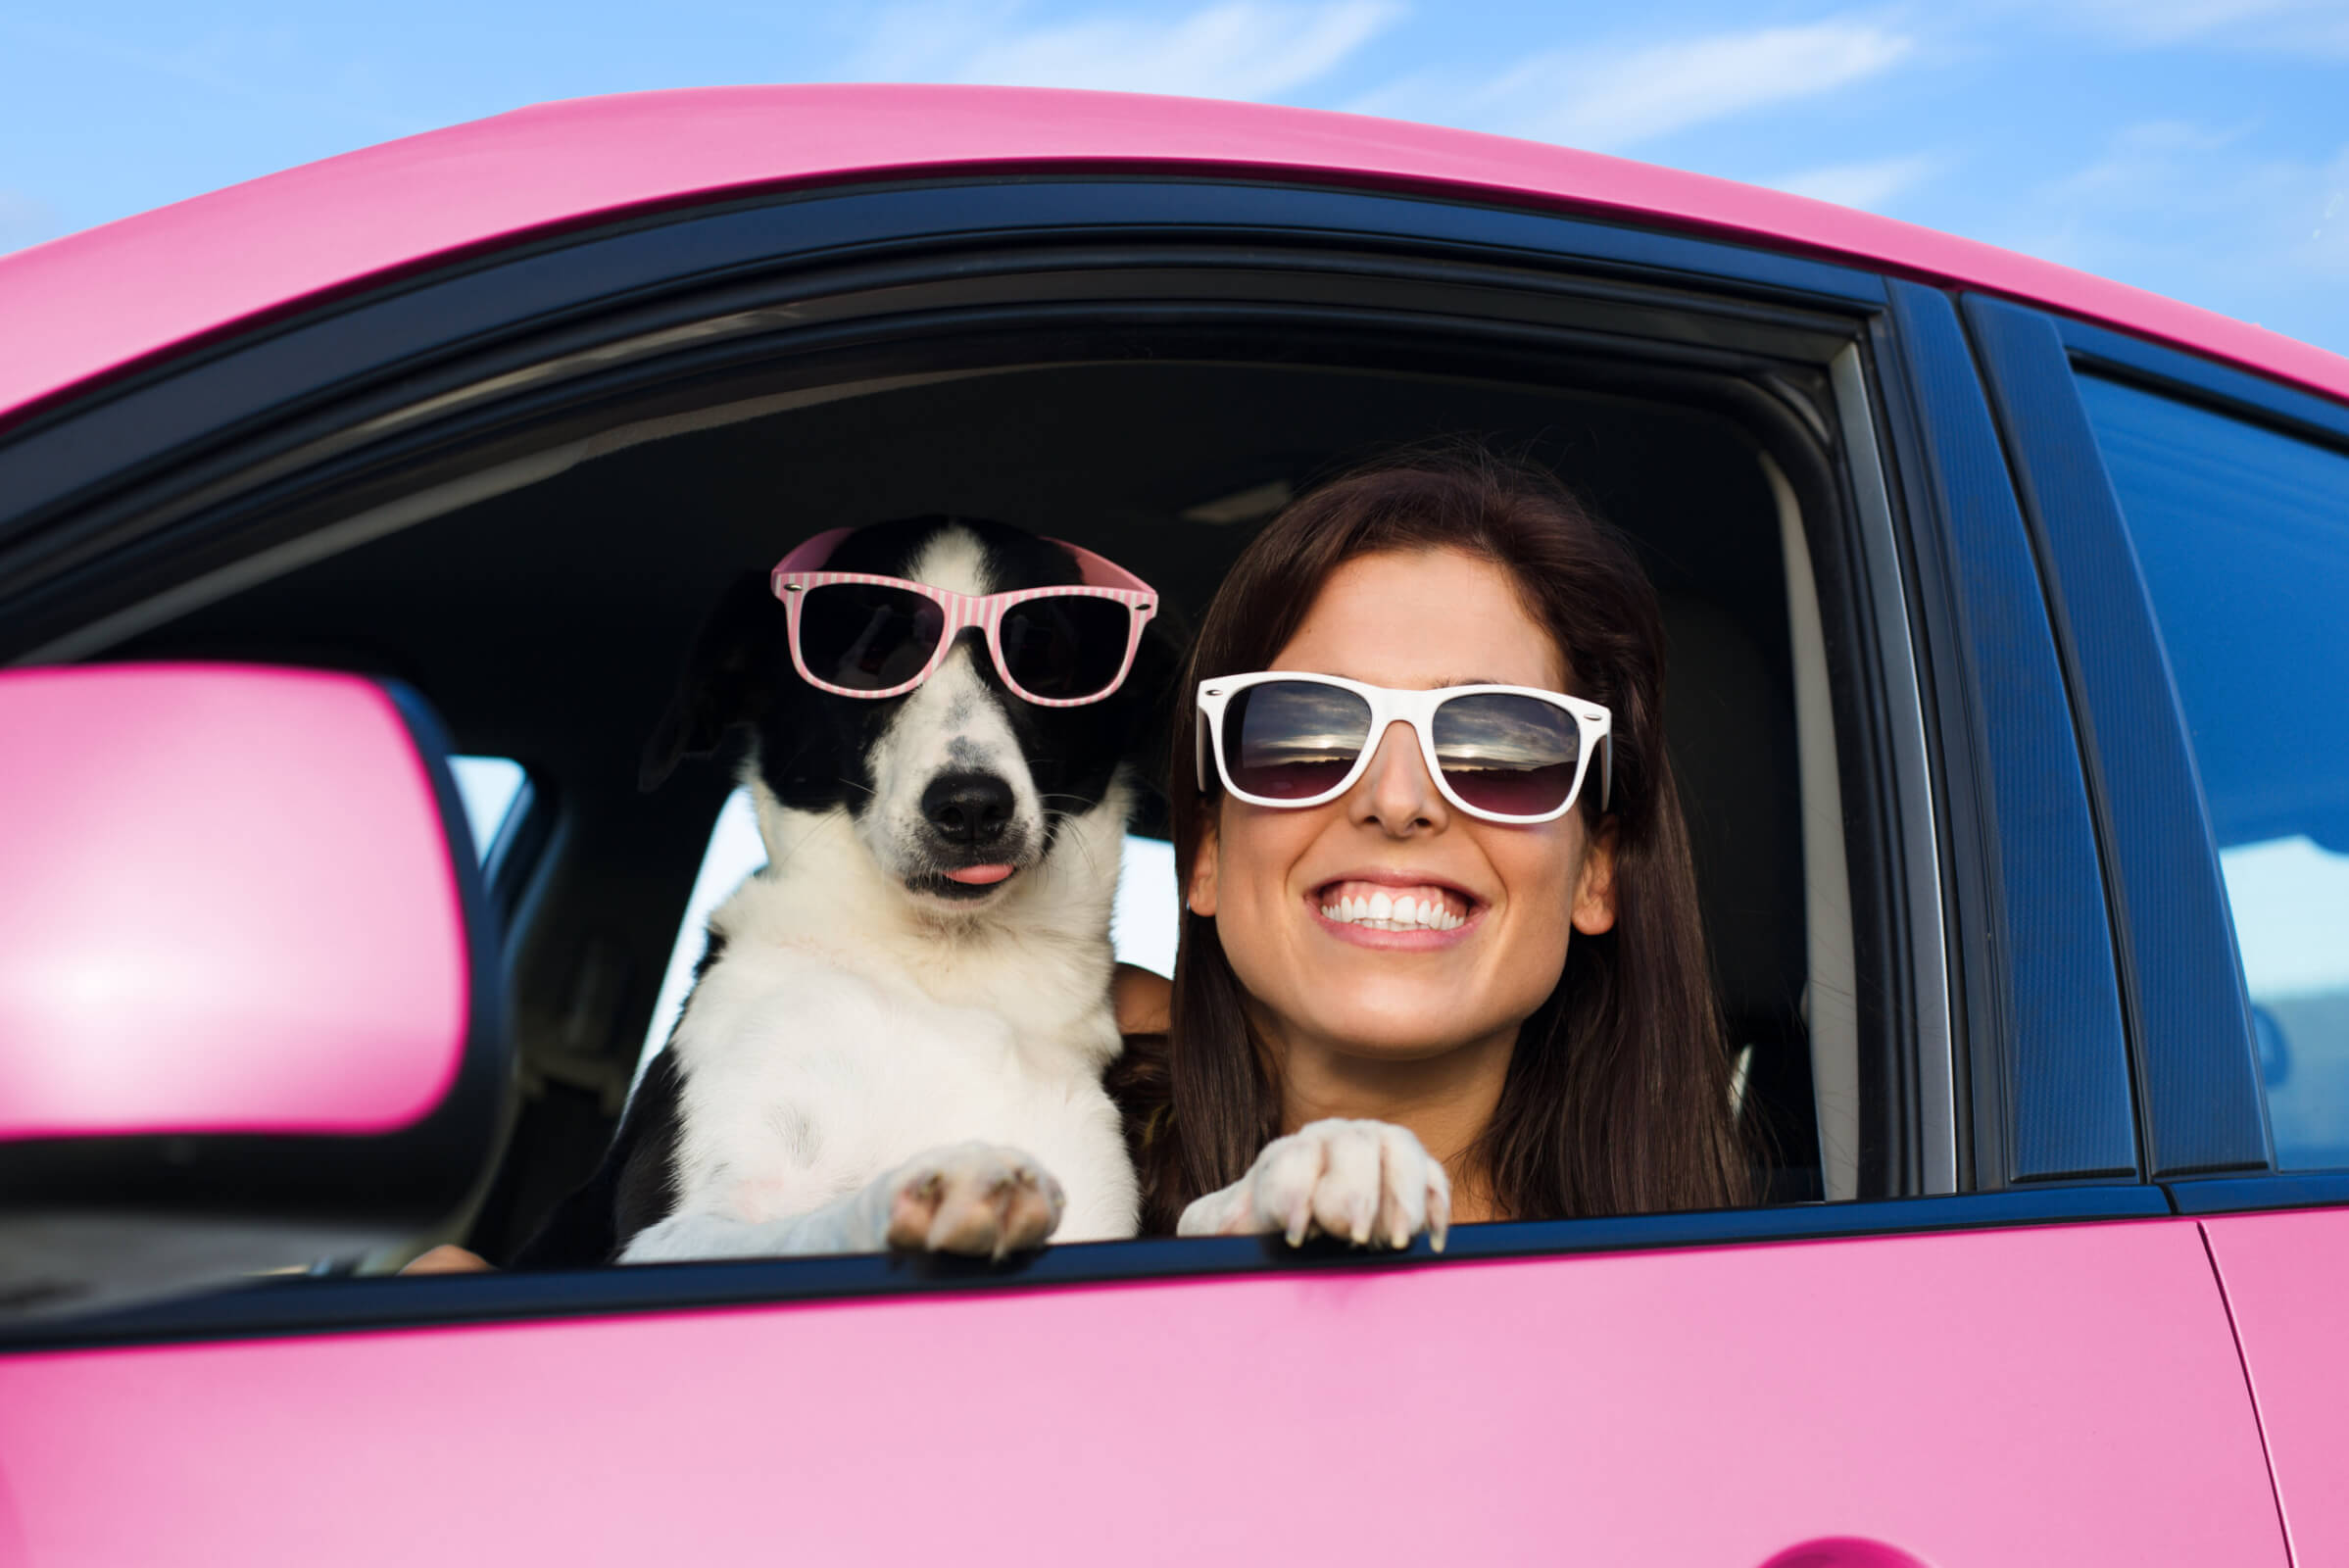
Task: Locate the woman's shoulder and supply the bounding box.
[1112,963,1171,1036]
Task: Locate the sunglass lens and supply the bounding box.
[796,583,945,692]
[1430,693,1582,817]
[1226,680,1373,800]
[999,596,1132,699]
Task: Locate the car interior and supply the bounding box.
[91,335,1872,1267]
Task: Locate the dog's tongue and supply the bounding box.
[944,864,1015,886]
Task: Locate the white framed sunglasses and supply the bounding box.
[1196,671,1613,824]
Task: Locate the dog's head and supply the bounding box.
[645,516,1173,912]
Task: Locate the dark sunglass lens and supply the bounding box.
[796,584,944,692]
[999,596,1131,699]
[1226,680,1373,801]
[1430,693,1582,816]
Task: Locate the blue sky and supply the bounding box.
[2,1,2344,354]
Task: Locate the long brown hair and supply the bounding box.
[1121,447,1752,1231]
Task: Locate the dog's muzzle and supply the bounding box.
[912,769,1033,899]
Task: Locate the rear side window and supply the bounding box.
[2077,376,2349,1168]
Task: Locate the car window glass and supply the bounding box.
[634,790,1181,1086]
[448,755,527,864]
[2077,374,2349,1169]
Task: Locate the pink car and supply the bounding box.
[2,87,2345,1566]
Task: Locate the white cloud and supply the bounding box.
[1460,18,1916,153]
[1767,153,1942,212]
[853,0,1403,100]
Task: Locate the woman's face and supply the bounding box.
[1190,548,1616,1067]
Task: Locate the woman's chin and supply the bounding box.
[1291,996,1503,1061]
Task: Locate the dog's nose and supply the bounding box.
[920,772,1015,846]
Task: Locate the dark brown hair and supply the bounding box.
[1120,446,1752,1231]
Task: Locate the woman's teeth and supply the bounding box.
[1318,884,1470,932]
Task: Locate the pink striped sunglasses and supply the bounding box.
[769,528,1159,707]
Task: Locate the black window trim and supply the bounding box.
[1962,295,2272,1181]
[1830,342,1958,1196]
[2058,317,2349,459]
[1875,281,2140,1189]
[0,174,1880,592]
[0,1185,2174,1352]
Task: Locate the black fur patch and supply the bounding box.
[508,1051,684,1268]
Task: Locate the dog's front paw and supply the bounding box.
[881,1143,1066,1260]
[1178,1118,1451,1251]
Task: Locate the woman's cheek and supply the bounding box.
[1499,909,1575,1021]
[1486,832,1583,1012]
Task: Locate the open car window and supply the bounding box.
[0,177,1987,1327]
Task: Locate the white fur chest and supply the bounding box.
[661,795,1138,1244]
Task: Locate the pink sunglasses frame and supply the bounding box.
[768,527,1159,707]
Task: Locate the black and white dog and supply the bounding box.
[520,516,1168,1266]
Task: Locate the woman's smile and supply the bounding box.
[1309,872,1483,946]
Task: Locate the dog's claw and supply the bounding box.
[883,1144,1065,1259]
[1205,1119,1453,1251]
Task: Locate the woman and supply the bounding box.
[1116,447,1751,1247]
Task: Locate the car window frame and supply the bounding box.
[0,173,2173,1350]
[1876,282,2140,1190]
[6,1185,2176,1351]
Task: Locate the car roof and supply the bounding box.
[5,82,2347,429]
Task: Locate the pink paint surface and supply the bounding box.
[0,664,467,1139]
[2,85,2345,434]
[2204,1208,2349,1567]
[0,1219,2280,1565]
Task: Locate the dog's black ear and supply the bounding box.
[641,571,786,792]
[1131,597,1190,721]
[1120,598,1192,816]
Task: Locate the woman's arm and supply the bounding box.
[1112,963,1171,1035]
[402,1244,493,1274]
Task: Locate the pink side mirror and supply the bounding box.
[0,664,509,1316]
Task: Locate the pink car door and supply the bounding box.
[2202,1206,2349,1566]
[0,1203,2282,1567]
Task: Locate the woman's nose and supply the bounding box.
[1347,720,1448,835]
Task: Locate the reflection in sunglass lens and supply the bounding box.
[1227,680,1374,800]
[796,583,945,692]
[1430,692,1581,817]
[999,595,1132,699]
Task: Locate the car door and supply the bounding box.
[0,1207,2275,1566]
[0,118,2292,1565]
[1973,300,2349,1568]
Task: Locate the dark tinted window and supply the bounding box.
[2078,375,2349,1168]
